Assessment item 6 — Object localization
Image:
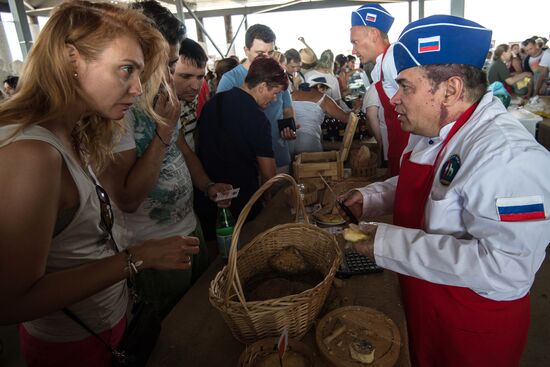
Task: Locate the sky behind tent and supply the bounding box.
[187,0,548,62]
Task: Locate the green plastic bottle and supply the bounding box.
[216,207,235,261]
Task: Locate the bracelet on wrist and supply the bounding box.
[154,129,170,147]
[204,181,216,197]
[124,248,143,278]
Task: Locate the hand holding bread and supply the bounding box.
[343,222,377,259]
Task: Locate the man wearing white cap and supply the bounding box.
[341,15,550,366]
[350,3,409,176]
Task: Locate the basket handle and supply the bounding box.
[223,174,308,303]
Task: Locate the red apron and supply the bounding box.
[394,103,530,367]
[374,48,410,177]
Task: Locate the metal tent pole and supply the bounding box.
[181,0,225,58]
[8,0,33,58]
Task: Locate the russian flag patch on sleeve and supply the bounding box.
[496,196,546,222]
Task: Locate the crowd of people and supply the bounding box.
[0,1,549,367]
[486,36,550,98]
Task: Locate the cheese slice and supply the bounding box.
[343,227,368,242]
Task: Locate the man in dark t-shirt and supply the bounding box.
[195,57,288,241]
[197,87,273,220]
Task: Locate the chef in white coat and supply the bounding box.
[351,3,409,177]
[340,15,550,367]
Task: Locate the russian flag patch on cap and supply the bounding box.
[496,196,546,222]
[365,13,377,22]
[418,36,441,53]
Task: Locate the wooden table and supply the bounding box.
[147,188,410,366]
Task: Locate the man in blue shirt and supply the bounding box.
[217,24,296,171]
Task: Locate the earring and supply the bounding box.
[74,72,78,78]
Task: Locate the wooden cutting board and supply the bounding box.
[316,306,401,367]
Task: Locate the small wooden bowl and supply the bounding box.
[238,337,315,367]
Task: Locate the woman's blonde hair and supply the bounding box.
[0,0,168,170]
[317,49,334,71]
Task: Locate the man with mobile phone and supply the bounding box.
[196,58,282,242]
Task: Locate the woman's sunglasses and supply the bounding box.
[95,184,117,248]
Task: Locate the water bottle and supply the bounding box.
[216,207,235,262]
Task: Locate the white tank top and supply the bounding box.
[292,94,326,139]
[0,124,127,342]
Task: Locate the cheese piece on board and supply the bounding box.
[343,227,368,242]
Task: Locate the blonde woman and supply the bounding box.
[0,1,198,366]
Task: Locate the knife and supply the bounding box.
[318,175,359,224]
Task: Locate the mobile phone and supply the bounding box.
[277,117,297,132]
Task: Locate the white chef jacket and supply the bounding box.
[364,45,399,160]
[358,92,550,301]
[370,44,399,97]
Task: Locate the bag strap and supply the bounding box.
[61,307,127,363]
[62,308,114,351]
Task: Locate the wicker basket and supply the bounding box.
[238,337,315,366]
[209,174,342,343]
